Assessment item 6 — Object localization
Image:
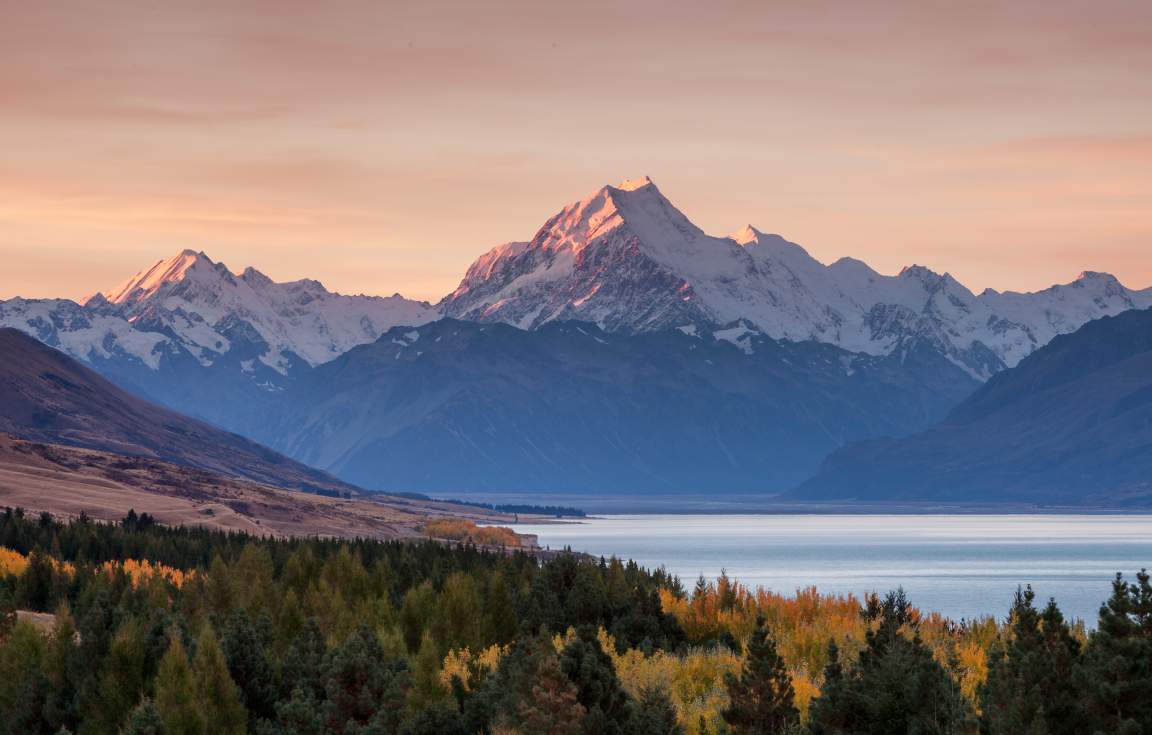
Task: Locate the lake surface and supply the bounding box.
[512,515,1152,623]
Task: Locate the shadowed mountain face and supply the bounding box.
[791,309,1152,506]
[0,328,358,495]
[239,319,978,494]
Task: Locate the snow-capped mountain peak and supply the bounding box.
[3,250,436,383]
[101,249,222,305]
[442,178,1152,377]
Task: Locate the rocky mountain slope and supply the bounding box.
[791,308,1152,505]
[240,319,978,493]
[0,328,356,495]
[442,177,1152,378]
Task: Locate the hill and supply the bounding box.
[0,328,356,495]
[791,308,1152,505]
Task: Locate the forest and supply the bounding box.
[0,507,1150,735]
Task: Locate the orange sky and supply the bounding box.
[2,0,1150,301]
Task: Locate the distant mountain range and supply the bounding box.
[2,178,1150,498]
[235,318,974,493]
[791,308,1152,506]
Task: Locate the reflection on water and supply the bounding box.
[512,515,1152,623]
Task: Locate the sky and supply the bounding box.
[2,0,1150,302]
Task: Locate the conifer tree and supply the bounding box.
[221,609,277,722]
[632,686,685,735]
[1077,570,1152,732]
[120,699,162,735]
[193,627,247,735]
[721,615,798,734]
[808,590,973,735]
[322,626,409,734]
[559,626,634,734]
[517,650,586,735]
[79,621,147,735]
[485,571,519,645]
[981,587,1084,735]
[154,634,203,735]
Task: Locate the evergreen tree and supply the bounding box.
[517,650,586,735]
[559,626,634,734]
[279,617,327,701]
[78,620,147,735]
[398,700,468,735]
[1077,570,1152,733]
[981,587,1084,735]
[721,615,798,734]
[485,571,519,645]
[322,626,409,734]
[408,631,450,710]
[193,627,248,735]
[808,590,973,735]
[271,688,325,735]
[154,634,203,735]
[120,699,162,735]
[632,686,684,735]
[221,610,277,722]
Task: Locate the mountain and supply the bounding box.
[2,179,1150,498]
[0,327,357,495]
[98,249,436,372]
[442,177,1152,377]
[239,318,978,494]
[791,308,1152,506]
[0,250,435,423]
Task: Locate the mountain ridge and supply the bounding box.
[236,318,978,493]
[790,308,1152,505]
[0,327,358,495]
[441,177,1152,378]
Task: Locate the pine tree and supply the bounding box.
[322,626,409,734]
[1077,570,1152,732]
[154,634,203,735]
[221,610,277,722]
[981,587,1084,735]
[809,591,973,735]
[193,627,247,735]
[721,615,798,734]
[631,686,685,735]
[398,700,468,735]
[272,687,325,735]
[78,620,147,735]
[279,617,327,701]
[485,571,519,645]
[517,651,586,735]
[120,699,163,735]
[559,626,634,734]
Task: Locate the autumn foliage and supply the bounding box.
[424,518,521,547]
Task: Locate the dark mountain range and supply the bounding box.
[0,328,357,496]
[239,319,978,493]
[791,308,1152,506]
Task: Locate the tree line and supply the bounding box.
[0,507,1150,734]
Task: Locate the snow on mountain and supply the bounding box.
[95,249,437,373]
[442,178,1152,377]
[0,250,436,378]
[0,297,173,368]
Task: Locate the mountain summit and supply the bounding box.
[443,178,1152,376]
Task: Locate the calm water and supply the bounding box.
[512,515,1152,623]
